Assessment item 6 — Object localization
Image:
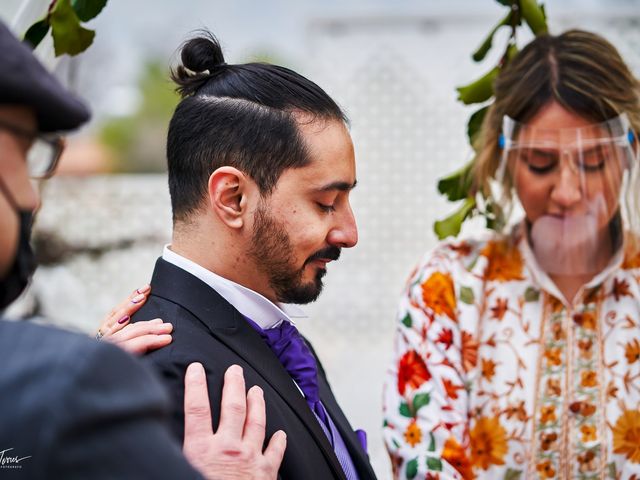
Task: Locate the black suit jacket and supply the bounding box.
[0,318,202,479]
[133,258,377,480]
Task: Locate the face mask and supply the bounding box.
[0,180,36,310]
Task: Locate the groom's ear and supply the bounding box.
[207,167,251,229]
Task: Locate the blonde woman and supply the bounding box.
[383,30,640,479]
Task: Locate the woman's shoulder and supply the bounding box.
[414,229,505,272]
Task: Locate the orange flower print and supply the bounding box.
[481,358,497,382]
[544,348,562,367]
[461,330,479,373]
[490,298,508,321]
[612,277,632,302]
[580,370,598,388]
[404,420,422,447]
[441,436,474,479]
[505,400,528,422]
[582,403,596,417]
[612,409,640,463]
[449,241,473,257]
[546,378,561,397]
[551,322,565,341]
[536,460,556,478]
[539,432,558,451]
[469,417,508,470]
[607,381,619,399]
[583,286,601,304]
[569,401,596,418]
[480,240,524,282]
[578,338,593,360]
[580,424,597,443]
[397,350,431,395]
[548,296,564,313]
[540,405,557,424]
[421,272,457,321]
[573,311,596,330]
[577,450,597,473]
[625,338,640,364]
[442,378,463,400]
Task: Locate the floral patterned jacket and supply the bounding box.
[383,224,640,479]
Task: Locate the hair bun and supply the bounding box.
[171,30,227,97]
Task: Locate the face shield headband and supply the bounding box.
[495,113,638,276]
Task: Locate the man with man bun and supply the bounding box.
[132,31,377,480]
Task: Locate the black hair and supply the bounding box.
[167,30,348,222]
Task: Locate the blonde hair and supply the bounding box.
[473,29,640,236]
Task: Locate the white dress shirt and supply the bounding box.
[162,245,308,330]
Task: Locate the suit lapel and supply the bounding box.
[150,258,346,480]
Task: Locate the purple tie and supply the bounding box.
[249,318,327,423]
[245,317,359,480]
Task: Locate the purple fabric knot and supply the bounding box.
[246,317,327,424]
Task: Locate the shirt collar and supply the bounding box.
[162,245,307,330]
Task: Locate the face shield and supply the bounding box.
[496,113,637,275]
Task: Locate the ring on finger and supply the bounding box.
[95,329,104,340]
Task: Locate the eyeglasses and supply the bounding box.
[0,118,65,179]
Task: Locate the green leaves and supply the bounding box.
[426,457,443,471]
[401,313,412,328]
[472,10,517,62]
[428,432,436,452]
[406,458,418,479]
[524,287,540,302]
[456,66,499,105]
[437,160,474,202]
[71,0,108,22]
[434,0,549,238]
[399,402,412,418]
[24,19,50,49]
[399,393,431,418]
[521,0,548,35]
[459,286,475,304]
[23,0,109,56]
[504,468,523,480]
[433,197,476,240]
[467,106,489,148]
[413,393,431,411]
[49,0,95,56]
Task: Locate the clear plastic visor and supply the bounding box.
[497,113,637,276]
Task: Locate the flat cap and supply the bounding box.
[0,20,90,132]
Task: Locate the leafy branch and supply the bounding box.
[23,0,108,56]
[433,0,548,239]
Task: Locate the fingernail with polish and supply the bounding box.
[117,315,130,324]
[131,294,145,304]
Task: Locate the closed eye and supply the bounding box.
[519,149,558,175]
[527,163,557,175]
[317,203,336,213]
